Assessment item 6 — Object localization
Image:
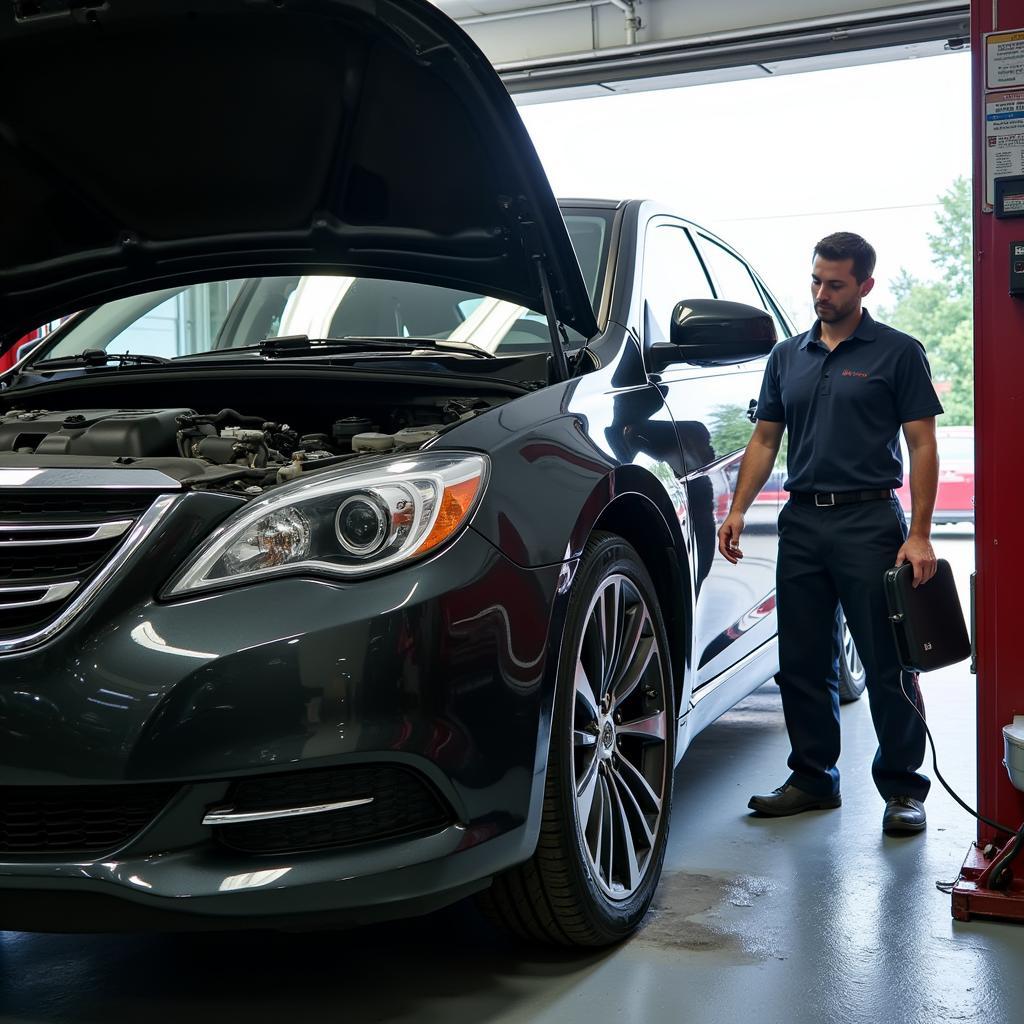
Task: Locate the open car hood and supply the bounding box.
[0,0,599,352]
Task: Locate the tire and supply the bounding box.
[479,531,677,947]
[837,607,866,704]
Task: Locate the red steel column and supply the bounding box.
[973,0,1024,846]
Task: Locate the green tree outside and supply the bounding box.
[878,176,973,425]
[707,403,753,458]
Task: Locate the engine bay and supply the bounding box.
[0,397,493,495]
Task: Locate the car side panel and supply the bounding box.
[658,362,779,686]
[438,331,700,744]
[442,333,690,569]
[632,209,780,690]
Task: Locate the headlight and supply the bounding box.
[165,452,488,595]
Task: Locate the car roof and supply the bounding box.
[557,198,628,210]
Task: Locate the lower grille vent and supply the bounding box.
[0,783,178,855]
[213,765,452,855]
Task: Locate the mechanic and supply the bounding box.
[717,232,943,835]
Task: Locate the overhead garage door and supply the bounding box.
[439,0,969,97]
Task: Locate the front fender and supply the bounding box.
[513,462,694,860]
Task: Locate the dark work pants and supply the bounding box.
[776,497,929,801]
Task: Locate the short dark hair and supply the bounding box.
[813,232,876,283]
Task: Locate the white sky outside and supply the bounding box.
[517,51,972,328]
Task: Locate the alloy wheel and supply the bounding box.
[571,574,669,902]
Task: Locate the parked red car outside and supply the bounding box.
[0,331,39,373]
[896,425,974,525]
[739,426,973,528]
[0,321,69,373]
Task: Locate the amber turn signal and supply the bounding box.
[419,475,484,555]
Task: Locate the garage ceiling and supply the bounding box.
[434,0,969,100]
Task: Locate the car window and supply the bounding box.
[564,215,610,308]
[697,235,766,311]
[643,225,714,344]
[457,297,485,319]
[754,279,792,341]
[58,281,247,360]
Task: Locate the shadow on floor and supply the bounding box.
[0,900,610,1024]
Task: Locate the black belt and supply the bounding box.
[789,489,894,508]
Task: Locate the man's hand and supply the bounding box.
[717,512,745,565]
[896,535,937,588]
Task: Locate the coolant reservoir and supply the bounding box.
[352,432,395,452]
[393,426,441,448]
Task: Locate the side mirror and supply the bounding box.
[647,298,777,370]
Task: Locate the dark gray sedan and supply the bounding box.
[0,0,788,945]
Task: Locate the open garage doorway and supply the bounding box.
[518,46,975,592]
[515,43,981,971]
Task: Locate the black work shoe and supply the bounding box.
[748,784,842,817]
[882,796,927,835]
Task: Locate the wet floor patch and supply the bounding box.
[635,869,781,964]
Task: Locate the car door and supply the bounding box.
[642,219,779,687]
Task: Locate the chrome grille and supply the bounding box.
[0,492,156,519]
[0,489,158,641]
[0,521,133,545]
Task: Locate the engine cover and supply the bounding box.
[0,409,193,458]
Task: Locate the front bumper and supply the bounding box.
[0,493,564,927]
[0,815,531,931]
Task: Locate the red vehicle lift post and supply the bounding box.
[952,0,1024,921]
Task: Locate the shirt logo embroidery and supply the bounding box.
[841,369,869,378]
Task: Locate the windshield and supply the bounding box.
[36,213,611,363]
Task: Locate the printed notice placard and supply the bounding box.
[987,31,1024,91]
[986,90,1024,208]
[1003,190,1024,214]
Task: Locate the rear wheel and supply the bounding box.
[480,532,676,946]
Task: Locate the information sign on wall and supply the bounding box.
[987,31,1024,90]
[985,90,1024,210]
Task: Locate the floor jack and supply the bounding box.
[952,718,1024,922]
[953,840,1024,922]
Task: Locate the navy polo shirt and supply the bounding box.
[756,309,943,493]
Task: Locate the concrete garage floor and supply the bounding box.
[2,531,1020,1024]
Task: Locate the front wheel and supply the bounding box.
[837,607,866,703]
[480,532,676,946]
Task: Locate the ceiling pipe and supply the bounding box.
[457,0,612,26]
[607,0,640,45]
[457,0,641,45]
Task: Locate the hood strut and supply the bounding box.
[535,257,570,382]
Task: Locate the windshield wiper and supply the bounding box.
[169,335,494,361]
[256,335,494,359]
[32,349,172,369]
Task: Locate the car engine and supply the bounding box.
[0,404,482,495]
